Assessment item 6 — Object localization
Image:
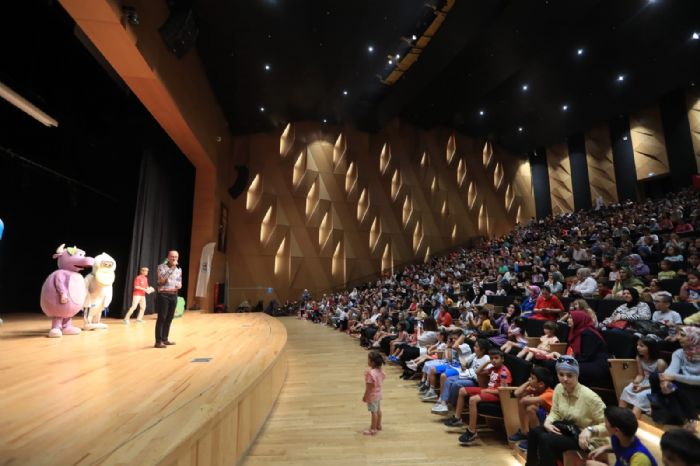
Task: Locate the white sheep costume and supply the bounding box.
[83,253,116,330]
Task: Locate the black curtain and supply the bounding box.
[122,150,194,316]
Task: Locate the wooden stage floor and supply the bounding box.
[0,312,287,466]
[242,319,516,466]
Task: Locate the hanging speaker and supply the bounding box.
[228,165,250,199]
[159,5,199,58]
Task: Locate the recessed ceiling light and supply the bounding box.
[522,84,529,92]
[576,48,584,56]
[395,54,400,60]
[259,106,265,112]
[562,104,569,111]
[368,45,374,53]
[412,34,417,41]
[264,64,271,71]
[478,110,485,116]
[617,74,625,82]
[692,32,699,40]
[388,59,393,65]
[623,135,628,141]
[518,127,523,133]
[342,90,348,96]
[322,118,328,124]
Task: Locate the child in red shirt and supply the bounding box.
[124,267,153,323]
[458,348,512,445]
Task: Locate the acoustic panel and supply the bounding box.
[585,125,618,205]
[546,143,574,215]
[629,104,670,180]
[688,88,700,172]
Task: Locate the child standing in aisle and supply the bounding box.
[362,351,386,436]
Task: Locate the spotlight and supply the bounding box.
[562,104,569,111]
[388,59,393,65]
[617,74,625,82]
[478,110,485,116]
[518,127,523,133]
[692,32,699,40]
[522,84,529,92]
[368,45,374,53]
[322,118,328,124]
[122,6,139,25]
[264,64,271,71]
[412,34,417,41]
[576,48,584,56]
[342,90,348,96]
[623,135,628,141]
[395,53,400,60]
[259,106,265,112]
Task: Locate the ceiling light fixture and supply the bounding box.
[0,81,58,127]
[617,74,625,82]
[264,64,271,71]
[692,32,699,40]
[395,54,400,60]
[562,104,569,111]
[259,106,265,112]
[518,127,523,133]
[478,110,485,116]
[522,84,529,92]
[322,118,328,124]
[388,59,393,65]
[342,90,348,96]
[368,45,374,53]
[577,48,584,56]
[412,34,417,41]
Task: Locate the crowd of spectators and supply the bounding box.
[294,188,700,465]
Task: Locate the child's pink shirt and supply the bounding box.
[365,368,385,402]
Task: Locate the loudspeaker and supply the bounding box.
[159,6,199,58]
[228,165,250,199]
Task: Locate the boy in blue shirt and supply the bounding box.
[587,406,656,466]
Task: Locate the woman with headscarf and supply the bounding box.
[545,311,610,387]
[602,288,652,329]
[520,285,540,313]
[627,254,650,277]
[649,326,700,428]
[610,268,644,298]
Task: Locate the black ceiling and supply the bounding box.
[193,0,700,152]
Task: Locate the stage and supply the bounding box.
[0,312,288,466]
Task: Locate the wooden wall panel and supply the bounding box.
[688,88,700,172]
[629,104,670,180]
[223,120,535,303]
[585,125,618,205]
[546,143,575,214]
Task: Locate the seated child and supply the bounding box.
[435,338,491,417]
[586,406,657,466]
[507,366,554,447]
[387,322,410,362]
[500,317,529,354]
[517,320,559,361]
[457,348,512,445]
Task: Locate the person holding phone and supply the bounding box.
[154,250,182,348]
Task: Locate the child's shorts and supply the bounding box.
[367,400,381,412]
[536,406,547,425]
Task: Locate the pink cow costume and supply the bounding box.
[40,244,94,338]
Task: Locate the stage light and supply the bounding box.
[388,59,393,65]
[577,48,584,56]
[478,110,485,116]
[522,84,529,92]
[264,64,271,71]
[562,104,569,111]
[323,118,328,124]
[259,106,265,112]
[617,74,625,82]
[368,45,374,53]
[623,135,628,141]
[395,53,400,59]
[412,34,417,40]
[342,90,348,96]
[0,81,58,127]
[692,32,699,40]
[518,127,523,133]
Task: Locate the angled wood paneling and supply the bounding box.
[546,143,574,214]
[629,104,670,180]
[585,125,618,205]
[224,121,534,303]
[688,88,700,172]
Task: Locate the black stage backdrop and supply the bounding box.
[122,150,194,316]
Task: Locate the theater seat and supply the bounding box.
[608,358,638,401]
[603,329,639,359]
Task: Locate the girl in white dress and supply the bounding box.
[619,336,667,418]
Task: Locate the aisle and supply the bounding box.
[242,318,516,465]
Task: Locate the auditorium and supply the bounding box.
[2,1,700,465]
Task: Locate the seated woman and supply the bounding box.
[559,298,597,326]
[525,357,606,466]
[520,286,540,313]
[399,317,438,378]
[619,336,667,419]
[601,288,651,330]
[649,326,700,429]
[610,268,644,298]
[569,267,598,298]
[544,311,610,388]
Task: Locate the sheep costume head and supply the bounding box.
[40,244,94,338]
[83,253,116,330]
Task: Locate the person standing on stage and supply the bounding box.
[154,250,182,348]
[124,267,153,324]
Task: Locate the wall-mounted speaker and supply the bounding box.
[228,165,250,199]
[159,6,199,58]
